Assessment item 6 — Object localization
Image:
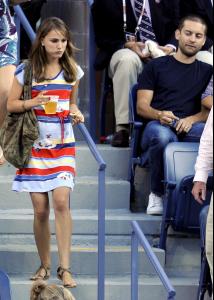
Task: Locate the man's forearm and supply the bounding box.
[137,102,160,120]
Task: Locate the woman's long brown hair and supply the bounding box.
[29,17,78,83]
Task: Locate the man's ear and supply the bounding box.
[175,29,180,41]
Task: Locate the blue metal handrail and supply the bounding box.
[0,269,12,300]
[131,221,176,300]
[13,6,106,300]
[78,123,106,300]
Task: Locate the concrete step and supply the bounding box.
[166,237,201,272]
[0,209,162,235]
[0,176,130,210]
[0,244,165,276]
[0,234,202,274]
[0,144,130,179]
[10,275,200,300]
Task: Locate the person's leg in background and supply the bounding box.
[109,49,143,147]
[0,37,17,165]
[140,121,178,215]
[0,64,16,164]
[206,195,213,293]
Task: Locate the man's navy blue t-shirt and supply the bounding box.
[138,56,213,119]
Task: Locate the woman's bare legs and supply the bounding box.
[52,187,76,287]
[0,65,16,165]
[30,192,51,277]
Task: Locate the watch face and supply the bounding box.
[125,32,136,42]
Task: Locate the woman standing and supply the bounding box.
[7,17,84,288]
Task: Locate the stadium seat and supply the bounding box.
[0,269,12,300]
[197,206,213,300]
[159,142,213,250]
[129,84,144,210]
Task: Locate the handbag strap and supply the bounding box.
[23,60,33,101]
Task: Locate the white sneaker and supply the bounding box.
[147,193,163,215]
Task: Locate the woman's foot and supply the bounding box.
[0,147,5,165]
[57,266,77,288]
[30,265,51,281]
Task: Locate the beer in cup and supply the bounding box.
[44,95,59,114]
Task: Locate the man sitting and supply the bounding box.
[92,0,180,147]
[137,15,213,216]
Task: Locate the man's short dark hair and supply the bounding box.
[178,15,208,35]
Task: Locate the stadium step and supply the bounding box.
[0,242,165,276]
[0,209,162,235]
[0,176,130,210]
[10,275,199,300]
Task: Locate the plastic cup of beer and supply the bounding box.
[44,95,59,114]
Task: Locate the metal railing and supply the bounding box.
[131,221,176,300]
[78,123,106,300]
[13,6,106,300]
[0,269,12,300]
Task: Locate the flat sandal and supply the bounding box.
[30,265,51,281]
[57,266,77,288]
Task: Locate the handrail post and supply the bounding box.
[131,231,139,300]
[98,168,106,300]
[13,5,36,42]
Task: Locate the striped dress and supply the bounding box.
[12,63,84,193]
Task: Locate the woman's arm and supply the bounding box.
[7,77,49,113]
[69,81,84,124]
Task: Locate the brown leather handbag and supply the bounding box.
[0,61,39,169]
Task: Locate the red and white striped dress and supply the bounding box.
[12,64,84,193]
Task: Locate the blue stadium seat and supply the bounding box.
[129,84,144,209]
[159,142,213,250]
[197,206,213,300]
[0,269,12,300]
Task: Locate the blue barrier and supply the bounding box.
[13,6,106,300]
[131,221,176,300]
[0,269,12,300]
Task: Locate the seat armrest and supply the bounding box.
[179,175,194,192]
[133,121,143,129]
[165,181,177,190]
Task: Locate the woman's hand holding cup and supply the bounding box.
[33,92,50,107]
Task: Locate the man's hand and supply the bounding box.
[192,181,207,205]
[125,42,149,59]
[158,111,179,125]
[176,116,194,134]
[158,46,175,55]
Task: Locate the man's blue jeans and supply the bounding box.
[140,121,205,196]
